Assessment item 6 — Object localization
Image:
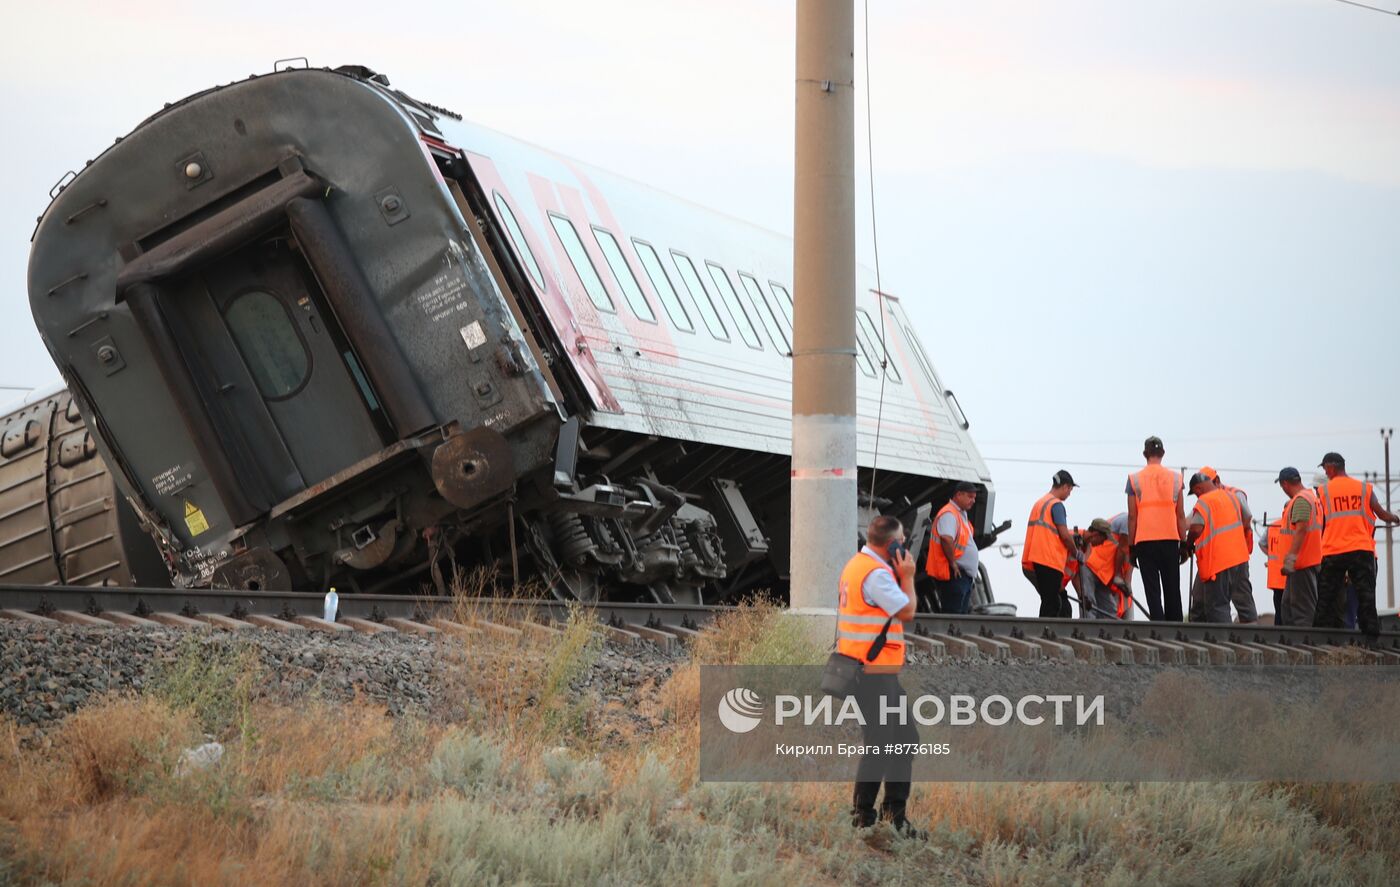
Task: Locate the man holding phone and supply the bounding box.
[837,515,919,833]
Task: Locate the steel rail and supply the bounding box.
[1,584,1397,663]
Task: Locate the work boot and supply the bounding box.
[851,807,877,829]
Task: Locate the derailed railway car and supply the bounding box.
[0,386,168,587]
[27,65,1000,604]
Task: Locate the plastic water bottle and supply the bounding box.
[323,586,339,623]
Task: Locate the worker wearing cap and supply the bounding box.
[1107,511,1134,611]
[1199,466,1252,554]
[1261,519,1287,625]
[1313,453,1400,638]
[1275,467,1323,627]
[1083,518,1129,619]
[1022,470,1077,617]
[1186,472,1257,623]
[1126,436,1187,621]
[926,482,979,614]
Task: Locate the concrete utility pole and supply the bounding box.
[790,0,856,615]
[1384,428,1394,608]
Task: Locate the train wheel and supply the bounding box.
[552,566,601,603]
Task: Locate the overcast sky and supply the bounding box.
[2,0,1397,615]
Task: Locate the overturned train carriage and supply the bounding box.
[27,65,1000,604]
[0,387,168,588]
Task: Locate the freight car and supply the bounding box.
[27,64,1001,604]
[0,386,168,587]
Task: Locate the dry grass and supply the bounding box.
[1,601,1397,885]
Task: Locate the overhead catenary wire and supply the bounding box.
[1333,0,1400,16]
[863,0,891,507]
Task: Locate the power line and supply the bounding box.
[980,427,1380,446]
[1333,0,1400,16]
[983,455,1383,478]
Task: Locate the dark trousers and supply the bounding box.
[1272,588,1286,627]
[1135,540,1182,621]
[934,571,974,614]
[1316,551,1379,637]
[1024,564,1072,617]
[852,672,918,825]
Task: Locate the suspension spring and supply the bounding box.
[546,512,593,565]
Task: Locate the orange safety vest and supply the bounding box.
[1281,488,1323,569]
[1022,493,1067,571]
[1221,484,1254,555]
[925,502,973,580]
[836,552,905,673]
[1193,489,1250,582]
[1086,539,1118,586]
[1264,521,1285,591]
[1317,476,1377,557]
[1129,464,1182,542]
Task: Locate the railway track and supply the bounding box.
[2,584,1398,667]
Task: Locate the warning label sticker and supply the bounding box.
[459,320,487,349]
[183,501,209,537]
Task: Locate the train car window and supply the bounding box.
[845,307,901,380]
[224,290,311,400]
[769,282,795,328]
[591,227,656,323]
[900,323,940,391]
[738,273,790,354]
[492,192,546,291]
[670,252,728,340]
[632,239,694,332]
[856,308,901,383]
[704,263,762,349]
[548,214,614,312]
[853,330,877,377]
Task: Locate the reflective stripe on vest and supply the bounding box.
[1022,493,1067,571]
[1130,464,1182,542]
[1222,485,1254,555]
[1193,489,1249,582]
[1086,540,1118,586]
[1318,477,1377,556]
[925,502,972,581]
[836,552,904,672]
[1265,521,1285,591]
[1279,489,1323,569]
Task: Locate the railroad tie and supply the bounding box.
[339,617,396,634]
[197,613,253,631]
[244,614,306,633]
[51,610,112,628]
[149,612,209,630]
[383,617,439,635]
[98,612,163,629]
[0,609,59,626]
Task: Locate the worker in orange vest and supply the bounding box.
[1312,453,1400,638]
[1261,519,1287,625]
[1083,517,1129,619]
[1274,466,1323,627]
[925,482,979,614]
[1186,472,1256,623]
[1126,436,1187,621]
[1022,470,1078,617]
[839,515,919,832]
[1199,466,1252,554]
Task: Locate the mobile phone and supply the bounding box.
[888,540,907,559]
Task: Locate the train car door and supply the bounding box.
[162,234,387,503]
